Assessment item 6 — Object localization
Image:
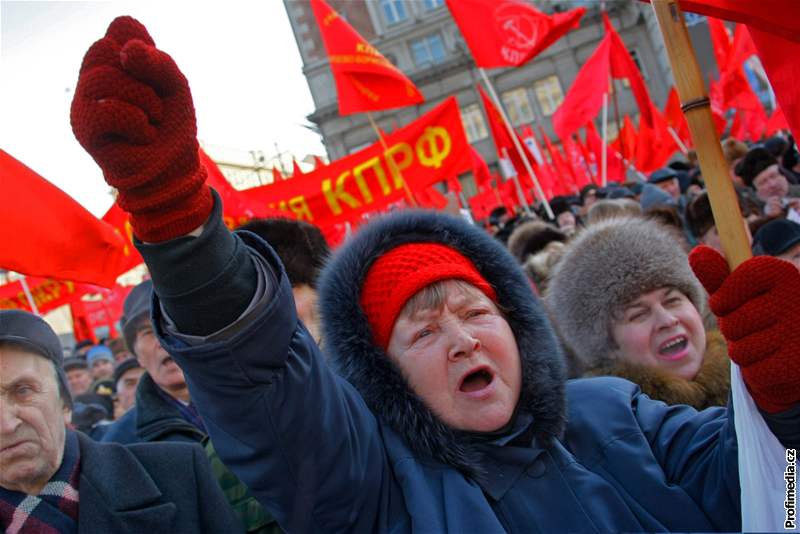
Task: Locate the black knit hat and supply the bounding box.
[735,147,778,187]
[113,356,143,387]
[121,280,153,356]
[0,309,72,408]
[752,219,800,256]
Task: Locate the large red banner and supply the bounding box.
[0,276,90,315]
[240,97,472,227]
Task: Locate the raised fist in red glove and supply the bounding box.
[689,245,800,413]
[71,16,212,242]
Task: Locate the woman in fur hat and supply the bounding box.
[546,216,729,409]
[69,17,800,533]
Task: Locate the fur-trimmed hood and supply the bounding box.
[584,330,730,410]
[318,210,566,476]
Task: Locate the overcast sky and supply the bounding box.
[1,1,325,216]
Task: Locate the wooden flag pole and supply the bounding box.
[19,275,40,316]
[478,68,554,220]
[649,0,750,269]
[366,112,418,207]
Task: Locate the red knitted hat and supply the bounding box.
[360,243,496,350]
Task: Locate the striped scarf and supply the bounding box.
[0,430,80,534]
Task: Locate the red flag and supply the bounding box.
[585,121,625,183]
[539,128,576,195]
[0,150,127,288]
[416,186,449,210]
[663,86,692,148]
[272,167,284,183]
[552,34,611,140]
[561,134,593,189]
[313,156,327,169]
[707,17,733,75]
[612,115,638,162]
[69,299,97,344]
[309,0,424,115]
[292,159,305,178]
[765,106,789,136]
[101,202,143,275]
[554,13,657,139]
[642,1,800,140]
[635,105,679,173]
[477,84,539,189]
[446,0,585,67]
[469,147,493,189]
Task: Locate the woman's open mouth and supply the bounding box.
[458,367,495,397]
[657,335,689,361]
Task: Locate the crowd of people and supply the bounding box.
[2,15,799,534]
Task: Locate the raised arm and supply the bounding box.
[70,17,397,531]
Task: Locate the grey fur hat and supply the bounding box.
[545,216,704,369]
[506,220,567,263]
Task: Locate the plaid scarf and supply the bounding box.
[0,430,80,534]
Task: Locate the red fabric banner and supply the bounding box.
[663,86,692,148]
[634,105,679,173]
[239,97,472,228]
[0,150,128,288]
[552,34,611,140]
[469,147,493,190]
[70,284,133,339]
[445,0,584,67]
[310,0,423,115]
[476,85,541,197]
[584,121,626,183]
[554,13,657,140]
[640,0,800,140]
[468,186,500,221]
[0,277,90,315]
[765,106,789,137]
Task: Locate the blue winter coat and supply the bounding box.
[153,210,741,533]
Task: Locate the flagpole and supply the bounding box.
[478,68,553,220]
[667,126,689,155]
[601,92,609,186]
[649,0,749,268]
[366,112,418,207]
[501,147,532,216]
[19,275,40,316]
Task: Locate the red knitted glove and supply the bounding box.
[70,16,212,242]
[689,245,800,413]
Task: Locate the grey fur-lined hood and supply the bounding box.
[545,216,705,370]
[318,210,566,477]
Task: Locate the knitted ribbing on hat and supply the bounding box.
[360,243,496,349]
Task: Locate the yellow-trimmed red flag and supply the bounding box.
[309,0,424,115]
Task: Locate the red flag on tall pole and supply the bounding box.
[309,0,424,115]
[641,0,800,140]
[445,0,585,67]
[553,13,657,140]
[0,150,127,288]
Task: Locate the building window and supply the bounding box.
[501,88,534,126]
[461,104,488,143]
[533,75,564,117]
[423,0,445,10]
[380,0,408,25]
[410,34,446,67]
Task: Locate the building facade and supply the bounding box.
[284,0,718,195]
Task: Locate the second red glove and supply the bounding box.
[71,16,212,242]
[689,245,800,413]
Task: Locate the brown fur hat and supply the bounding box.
[507,220,567,263]
[545,216,705,369]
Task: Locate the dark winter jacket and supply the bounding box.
[72,429,239,533]
[101,372,204,445]
[146,208,749,533]
[101,370,276,533]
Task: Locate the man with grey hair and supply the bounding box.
[0,309,239,533]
